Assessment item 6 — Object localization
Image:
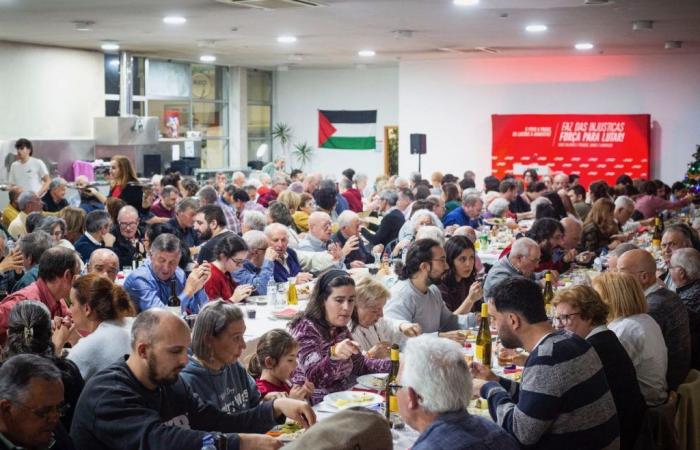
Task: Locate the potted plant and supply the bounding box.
[272,122,293,162]
[293,142,314,169]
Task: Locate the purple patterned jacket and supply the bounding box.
[290,317,391,405]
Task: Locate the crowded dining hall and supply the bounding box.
[1,1,700,449]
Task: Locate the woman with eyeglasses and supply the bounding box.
[592,272,669,407]
[552,284,646,450]
[37,216,69,247]
[204,234,254,303]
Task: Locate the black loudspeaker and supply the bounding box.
[410,133,427,155]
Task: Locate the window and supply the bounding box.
[247,70,272,163]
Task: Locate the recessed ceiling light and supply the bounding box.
[575,42,594,50]
[73,20,94,32]
[200,55,216,63]
[525,24,548,33]
[453,0,479,6]
[358,49,375,57]
[277,35,297,44]
[101,42,119,51]
[163,16,186,25]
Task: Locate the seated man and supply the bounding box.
[41,177,69,213]
[0,247,80,343]
[194,205,233,265]
[0,354,74,450]
[484,237,541,299]
[123,233,210,314]
[472,277,620,450]
[87,248,120,283]
[669,248,700,368]
[8,191,43,240]
[75,175,107,214]
[1,186,22,229]
[384,239,462,338]
[660,224,695,290]
[442,193,483,228]
[112,205,146,270]
[12,230,52,292]
[398,336,518,450]
[233,230,276,294]
[264,223,317,283]
[297,211,335,252]
[149,185,179,219]
[70,309,315,450]
[333,210,375,268]
[360,189,405,248]
[74,210,114,263]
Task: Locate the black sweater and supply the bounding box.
[69,359,280,450]
[587,329,647,450]
[361,208,405,248]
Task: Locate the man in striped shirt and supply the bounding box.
[472,277,620,450]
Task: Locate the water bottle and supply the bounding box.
[201,434,216,450]
[401,246,409,264]
[267,280,280,311]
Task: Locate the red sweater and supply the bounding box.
[256,378,290,397]
[203,264,237,301]
[342,188,363,213]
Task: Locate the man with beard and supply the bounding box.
[524,217,568,274]
[471,277,620,450]
[384,239,464,340]
[70,309,315,450]
[194,205,233,265]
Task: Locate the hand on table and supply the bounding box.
[366,341,390,359]
[438,330,467,343]
[239,434,283,450]
[296,272,313,284]
[399,322,422,337]
[272,397,316,429]
[349,260,366,269]
[331,338,360,360]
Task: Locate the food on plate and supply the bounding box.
[267,421,304,441]
[332,392,377,408]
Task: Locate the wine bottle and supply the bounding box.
[543,271,555,318]
[168,279,181,316]
[475,303,492,368]
[385,344,400,420]
[652,216,663,249]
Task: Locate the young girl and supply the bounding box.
[249,329,314,401]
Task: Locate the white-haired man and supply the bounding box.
[669,248,700,368]
[333,210,375,268]
[398,336,518,450]
[483,237,540,299]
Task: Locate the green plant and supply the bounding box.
[293,142,314,168]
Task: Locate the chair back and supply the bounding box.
[676,369,700,450]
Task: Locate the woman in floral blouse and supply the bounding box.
[289,269,391,404]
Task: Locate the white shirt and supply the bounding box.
[608,313,668,406]
[67,318,134,381]
[8,157,48,194]
[350,317,406,352]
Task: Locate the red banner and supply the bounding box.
[491,114,650,187]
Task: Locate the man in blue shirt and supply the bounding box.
[443,192,484,228]
[234,230,276,294]
[397,335,518,450]
[124,233,210,314]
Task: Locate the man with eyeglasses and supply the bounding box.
[0,354,74,450]
[112,205,145,270]
[234,230,277,294]
[194,205,234,265]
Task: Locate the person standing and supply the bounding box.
[8,138,50,197]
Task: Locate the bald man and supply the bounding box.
[298,212,335,252]
[71,309,315,450]
[87,248,120,283]
[561,217,594,265]
[617,249,691,390]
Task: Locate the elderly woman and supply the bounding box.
[292,193,314,232]
[289,270,391,404]
[397,209,441,243]
[12,230,52,292]
[552,285,646,450]
[485,197,510,220]
[592,272,669,406]
[58,206,86,244]
[438,236,483,314]
[349,275,421,358]
[37,215,75,250]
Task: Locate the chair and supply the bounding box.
[675,369,700,450]
[646,391,680,450]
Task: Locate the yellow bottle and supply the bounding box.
[543,271,555,318]
[652,217,662,249]
[287,277,298,305]
[475,303,492,368]
[385,344,400,419]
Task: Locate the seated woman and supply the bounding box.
[292,193,314,233]
[203,234,253,303]
[62,273,136,381]
[552,285,646,450]
[592,272,669,407]
[437,235,483,314]
[349,275,421,357]
[289,270,391,404]
[392,210,437,257]
[580,198,624,254]
[1,301,84,431]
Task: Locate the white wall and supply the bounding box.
[0,42,104,139]
[399,54,700,185]
[274,67,398,183]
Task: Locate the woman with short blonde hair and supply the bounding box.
[277,190,301,214]
[592,272,669,406]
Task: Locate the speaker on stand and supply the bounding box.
[410,133,427,174]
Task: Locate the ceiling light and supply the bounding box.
[277,35,297,44]
[100,42,119,51]
[358,49,375,57]
[632,20,653,31]
[665,41,682,50]
[163,16,187,25]
[199,55,216,63]
[525,24,547,33]
[453,0,479,5]
[575,42,594,50]
[73,20,94,32]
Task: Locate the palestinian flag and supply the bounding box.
[318,110,377,150]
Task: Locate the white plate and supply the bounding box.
[323,390,384,410]
[249,295,268,305]
[356,373,388,390]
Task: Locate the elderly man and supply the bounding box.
[262,157,285,178]
[302,173,321,195]
[0,247,80,343]
[1,186,22,229]
[385,239,462,339]
[149,185,179,219]
[398,336,518,450]
[124,234,210,314]
[443,193,484,229]
[241,210,266,234]
[112,205,145,270]
[8,191,43,239]
[0,354,74,450]
[361,189,405,248]
[233,230,277,294]
[333,210,375,268]
[265,224,317,283]
[12,230,52,292]
[87,248,120,283]
[298,212,335,252]
[75,175,107,214]
[484,237,541,299]
[561,216,594,265]
[552,172,569,192]
[669,248,700,368]
[618,249,691,390]
[74,210,114,263]
[614,195,637,233]
[660,224,695,290]
[196,185,218,207]
[70,309,315,450]
[194,205,233,264]
[231,171,246,188]
[472,278,619,450]
[41,177,69,213]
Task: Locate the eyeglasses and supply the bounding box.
[119,222,138,228]
[13,401,68,420]
[230,257,245,265]
[553,312,581,325]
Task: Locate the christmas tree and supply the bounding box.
[684,145,700,195]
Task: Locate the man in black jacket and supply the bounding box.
[361,189,405,250]
[112,205,145,270]
[70,309,315,450]
[334,210,374,268]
